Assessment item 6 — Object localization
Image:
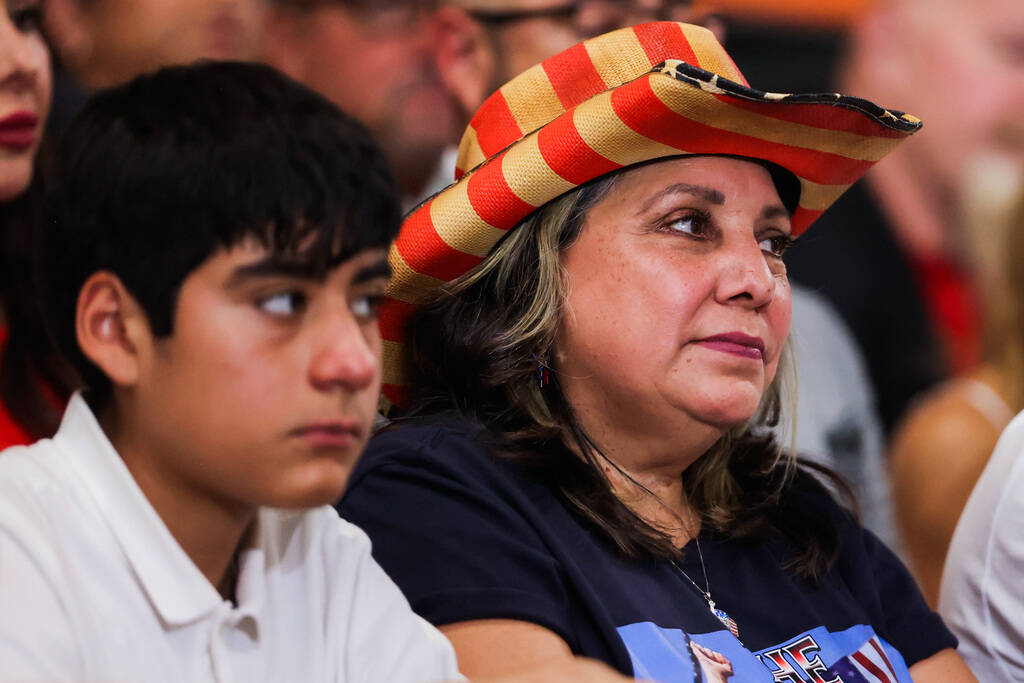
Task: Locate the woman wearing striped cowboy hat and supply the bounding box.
[338,22,976,683]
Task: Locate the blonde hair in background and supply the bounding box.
[980,184,1024,413]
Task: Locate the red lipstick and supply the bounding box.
[0,111,39,150]
[696,332,766,360]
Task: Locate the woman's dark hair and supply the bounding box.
[400,167,847,580]
[0,176,70,440]
[38,61,401,409]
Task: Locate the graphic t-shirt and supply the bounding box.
[338,419,956,682]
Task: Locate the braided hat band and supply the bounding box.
[380,22,921,407]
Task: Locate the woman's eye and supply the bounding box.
[258,292,306,316]
[759,235,794,258]
[350,294,383,320]
[663,211,708,236]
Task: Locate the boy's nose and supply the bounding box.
[307,314,379,392]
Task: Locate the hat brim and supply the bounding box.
[380,55,920,407]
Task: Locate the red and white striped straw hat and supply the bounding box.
[379,21,921,407]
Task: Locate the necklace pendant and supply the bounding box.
[710,603,740,640]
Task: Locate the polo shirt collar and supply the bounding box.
[54,394,228,625]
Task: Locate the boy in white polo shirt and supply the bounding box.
[0,61,460,682]
[0,59,633,683]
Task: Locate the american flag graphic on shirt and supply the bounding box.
[824,635,902,682]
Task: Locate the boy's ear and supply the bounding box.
[75,272,152,388]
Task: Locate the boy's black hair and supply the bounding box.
[38,61,401,407]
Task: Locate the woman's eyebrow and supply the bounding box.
[760,205,790,221]
[637,184,725,214]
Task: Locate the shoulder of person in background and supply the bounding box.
[889,368,1012,607]
[939,404,1024,682]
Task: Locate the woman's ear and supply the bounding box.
[75,272,151,388]
[431,5,498,120]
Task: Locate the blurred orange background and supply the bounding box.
[694,0,875,27]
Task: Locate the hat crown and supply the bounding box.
[455,22,746,179]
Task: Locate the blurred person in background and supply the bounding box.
[43,0,267,127]
[939,188,1024,676]
[891,182,1024,607]
[428,0,711,199]
[788,0,1024,605]
[0,0,46,202]
[785,0,1024,435]
[431,0,701,120]
[0,0,70,449]
[261,2,702,219]
[430,0,898,548]
[262,0,463,205]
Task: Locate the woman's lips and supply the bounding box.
[0,111,39,150]
[695,332,765,360]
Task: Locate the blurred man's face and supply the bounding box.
[271,4,460,199]
[469,0,692,84]
[894,0,1024,198]
[64,0,267,89]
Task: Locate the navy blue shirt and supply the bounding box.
[338,419,955,682]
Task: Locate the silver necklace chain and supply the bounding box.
[669,534,741,641]
[669,534,714,608]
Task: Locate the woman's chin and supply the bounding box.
[666,382,765,430]
[0,165,32,202]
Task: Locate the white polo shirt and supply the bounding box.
[0,394,461,682]
[940,407,1024,681]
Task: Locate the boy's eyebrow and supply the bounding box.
[227,257,324,287]
[226,254,392,288]
[353,259,392,285]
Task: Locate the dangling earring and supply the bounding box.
[532,353,551,388]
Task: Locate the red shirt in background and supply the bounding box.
[0,325,35,448]
[911,255,981,375]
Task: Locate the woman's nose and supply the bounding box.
[0,22,41,89]
[714,241,778,309]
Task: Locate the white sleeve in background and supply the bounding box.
[940,408,1024,682]
[788,285,896,550]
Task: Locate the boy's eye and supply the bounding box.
[258,291,306,316]
[350,294,383,320]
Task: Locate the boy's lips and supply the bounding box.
[289,420,365,448]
